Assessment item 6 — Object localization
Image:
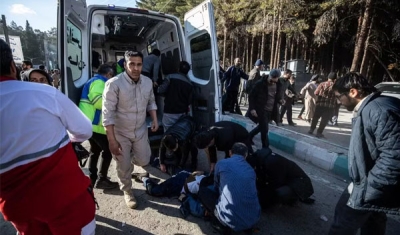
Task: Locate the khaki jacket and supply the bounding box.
[102,72,157,139]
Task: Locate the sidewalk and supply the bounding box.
[222,103,353,180]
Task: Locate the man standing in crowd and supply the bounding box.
[222,58,248,113]
[194,121,253,172]
[103,51,158,209]
[279,74,297,126]
[158,116,198,175]
[79,64,119,189]
[245,59,264,94]
[308,72,337,138]
[248,69,282,148]
[198,143,260,234]
[142,48,161,87]
[52,69,61,89]
[20,60,33,81]
[0,39,96,234]
[329,73,400,235]
[275,69,292,126]
[158,61,193,131]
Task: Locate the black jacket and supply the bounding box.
[207,121,252,163]
[247,148,314,205]
[347,92,400,215]
[158,73,193,114]
[248,78,283,122]
[159,116,197,165]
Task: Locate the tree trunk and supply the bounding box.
[330,40,336,72]
[366,57,376,81]
[223,26,227,68]
[303,40,308,61]
[230,36,234,66]
[360,17,374,76]
[290,36,295,60]
[370,50,395,81]
[295,36,300,59]
[275,33,282,69]
[250,35,255,69]
[270,0,276,68]
[245,35,249,72]
[284,35,289,70]
[260,9,266,61]
[350,0,373,72]
[273,0,282,68]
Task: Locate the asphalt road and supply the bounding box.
[1,144,399,235]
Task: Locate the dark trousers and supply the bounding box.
[249,110,272,148]
[88,132,113,182]
[279,100,294,124]
[331,104,341,125]
[223,90,239,112]
[310,106,333,134]
[329,189,387,235]
[299,105,305,116]
[198,185,219,213]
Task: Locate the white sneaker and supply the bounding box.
[124,190,137,209]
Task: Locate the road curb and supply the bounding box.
[221,114,351,180]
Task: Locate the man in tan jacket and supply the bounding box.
[103,51,158,209]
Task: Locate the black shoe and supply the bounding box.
[308,129,314,135]
[95,178,118,189]
[288,122,297,126]
[316,133,325,138]
[211,218,232,235]
[132,172,150,182]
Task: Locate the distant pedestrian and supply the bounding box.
[52,69,61,89]
[275,69,293,126]
[329,72,400,235]
[299,74,320,122]
[308,72,337,138]
[279,74,297,126]
[20,60,33,81]
[222,58,248,113]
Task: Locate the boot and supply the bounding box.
[124,190,137,209]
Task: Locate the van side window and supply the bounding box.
[66,20,83,81]
[190,33,212,81]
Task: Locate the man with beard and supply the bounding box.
[329,73,400,235]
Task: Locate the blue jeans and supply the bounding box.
[329,189,387,235]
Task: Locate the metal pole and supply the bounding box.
[1,15,10,45]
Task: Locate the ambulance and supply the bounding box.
[58,0,234,146]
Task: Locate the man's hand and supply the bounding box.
[250,109,258,118]
[151,121,159,132]
[109,139,122,160]
[160,164,166,173]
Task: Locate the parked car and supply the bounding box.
[375,82,400,99]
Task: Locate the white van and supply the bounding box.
[58,0,226,144]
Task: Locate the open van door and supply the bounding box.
[184,0,221,129]
[58,0,90,104]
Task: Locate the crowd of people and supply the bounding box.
[1,37,399,235]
